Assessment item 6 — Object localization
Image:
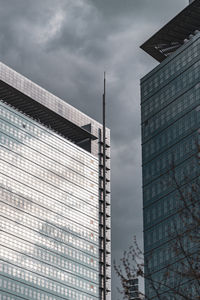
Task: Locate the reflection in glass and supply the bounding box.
[0,101,99,300]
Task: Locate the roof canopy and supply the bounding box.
[0,80,97,144]
[140,0,200,62]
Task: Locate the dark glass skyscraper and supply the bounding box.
[0,62,111,300]
[141,0,200,298]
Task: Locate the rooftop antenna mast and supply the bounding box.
[103,71,107,300]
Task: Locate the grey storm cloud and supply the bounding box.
[0,0,188,298]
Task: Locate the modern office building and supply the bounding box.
[125,278,140,300]
[0,62,111,300]
[140,0,200,298]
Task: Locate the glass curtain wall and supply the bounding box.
[0,100,99,300]
[141,34,200,299]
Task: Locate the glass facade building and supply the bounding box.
[0,63,111,300]
[140,0,200,298]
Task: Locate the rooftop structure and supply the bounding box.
[141,0,200,62]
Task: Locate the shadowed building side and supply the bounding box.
[141,0,200,298]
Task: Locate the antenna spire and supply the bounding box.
[102,71,107,300]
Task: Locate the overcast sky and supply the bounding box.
[0,0,189,298]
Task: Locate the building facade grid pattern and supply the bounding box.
[141,31,200,298]
[0,99,102,299]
